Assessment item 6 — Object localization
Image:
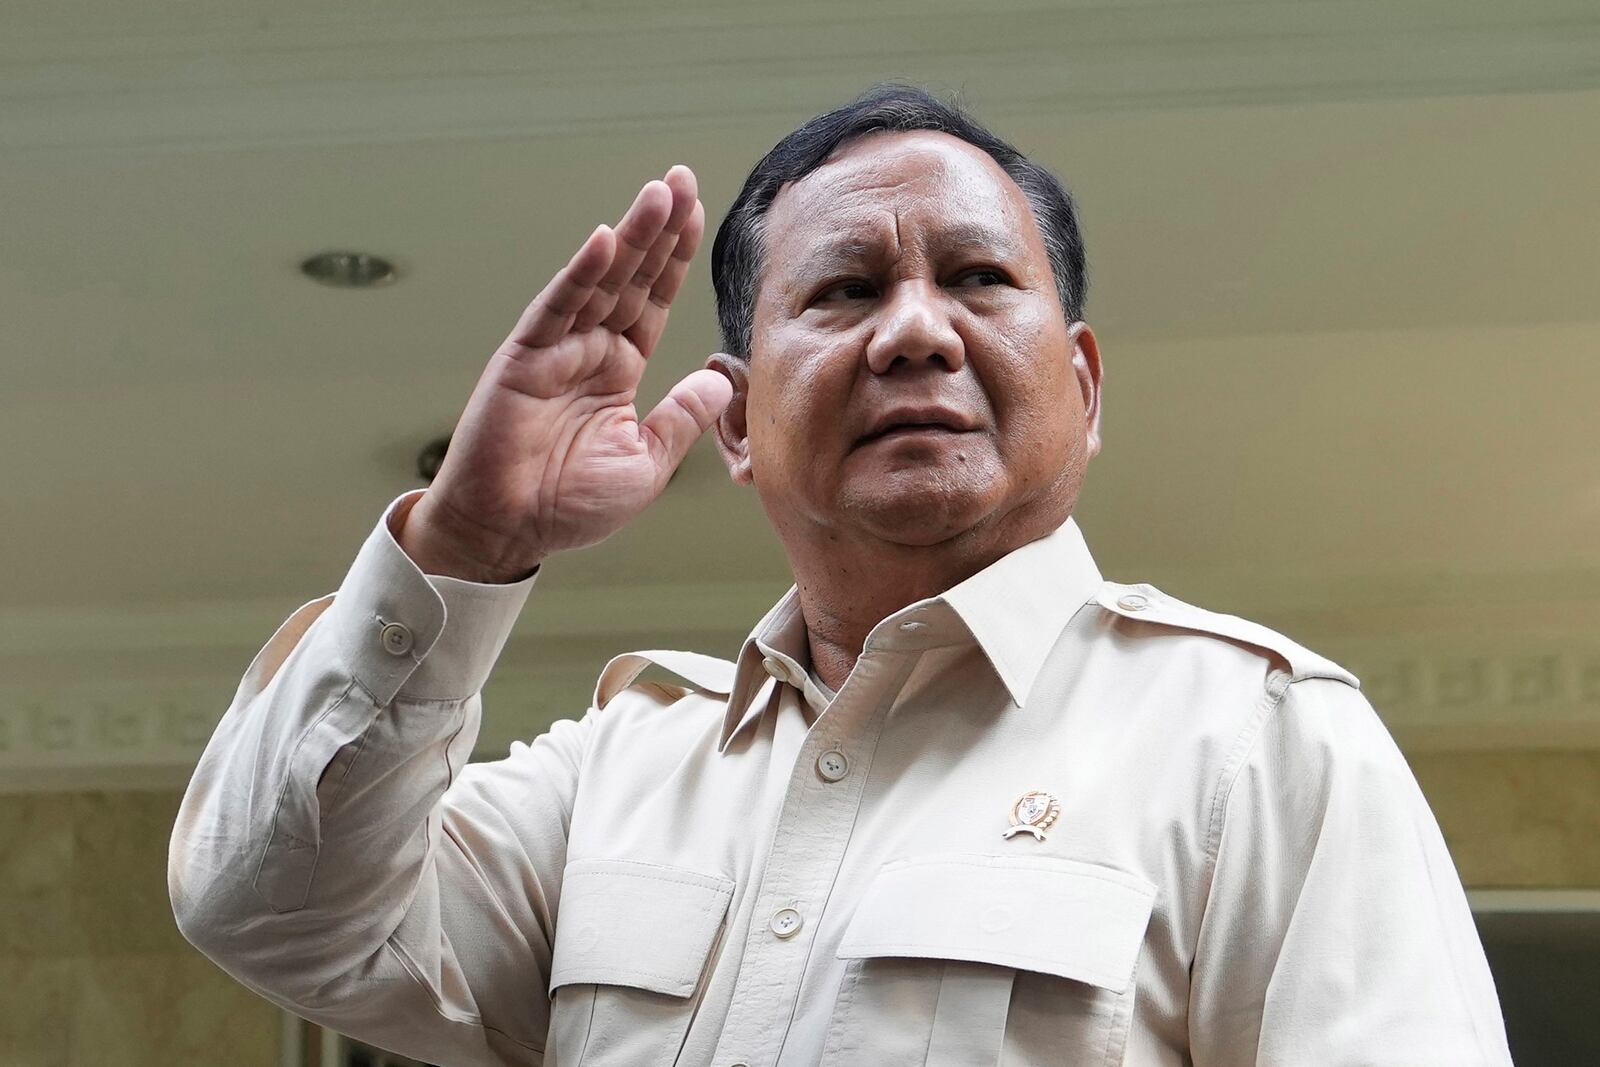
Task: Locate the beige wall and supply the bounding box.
[1412,750,1600,888]
[0,791,277,1067]
[2,748,1595,1064]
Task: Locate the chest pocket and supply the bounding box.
[547,858,734,1067]
[821,854,1156,1067]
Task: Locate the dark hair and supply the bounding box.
[710,83,1088,360]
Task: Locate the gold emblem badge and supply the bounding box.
[1003,790,1060,840]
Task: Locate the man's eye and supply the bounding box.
[952,268,1008,288]
[816,280,876,303]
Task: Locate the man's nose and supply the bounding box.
[864,283,966,375]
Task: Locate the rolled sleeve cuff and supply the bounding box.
[324,490,538,705]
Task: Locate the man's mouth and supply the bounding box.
[857,406,979,446]
[863,423,966,443]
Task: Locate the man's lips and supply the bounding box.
[856,406,979,446]
[862,423,970,443]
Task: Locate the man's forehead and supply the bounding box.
[765,131,1027,249]
[809,129,1005,186]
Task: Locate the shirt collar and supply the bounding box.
[718,516,1104,750]
[718,589,799,751]
[940,515,1103,707]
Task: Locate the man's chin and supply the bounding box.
[837,481,996,548]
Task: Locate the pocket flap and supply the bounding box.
[549,858,735,998]
[837,854,1156,994]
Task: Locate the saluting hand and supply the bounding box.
[398,165,733,583]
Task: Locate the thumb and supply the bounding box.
[640,366,735,484]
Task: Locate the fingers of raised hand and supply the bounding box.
[623,198,706,355]
[506,166,701,356]
[569,179,672,332]
[573,169,695,332]
[510,225,615,349]
[601,194,697,331]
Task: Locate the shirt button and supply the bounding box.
[1116,593,1150,612]
[769,906,803,939]
[898,620,926,633]
[816,750,849,782]
[761,656,787,680]
[380,622,414,656]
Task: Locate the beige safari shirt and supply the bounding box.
[170,492,1512,1066]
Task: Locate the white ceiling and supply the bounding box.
[2,0,1598,789]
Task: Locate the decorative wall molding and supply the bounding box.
[0,579,772,793]
[4,573,1599,792]
[4,0,1597,154]
[1355,652,1600,716]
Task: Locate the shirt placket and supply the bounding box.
[710,645,918,1067]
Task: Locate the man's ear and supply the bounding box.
[706,352,754,485]
[1068,322,1104,459]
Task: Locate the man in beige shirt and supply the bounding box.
[170,86,1513,1065]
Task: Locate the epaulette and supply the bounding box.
[593,649,737,709]
[1094,582,1359,689]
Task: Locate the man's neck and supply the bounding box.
[786,509,1062,693]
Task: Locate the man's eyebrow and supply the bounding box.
[930,221,1023,255]
[787,222,1021,276]
[792,236,880,274]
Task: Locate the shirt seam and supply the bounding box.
[837,940,1126,990]
[373,679,545,1055]
[881,853,1153,887]
[314,711,374,820]
[1198,670,1291,910]
[551,965,702,992]
[439,816,533,960]
[381,939,547,1055]
[567,862,736,893]
[252,680,359,906]
[819,959,865,1060]
[344,649,392,708]
[573,703,599,803]
[1102,946,1142,1065]
[771,652,918,1062]
[1187,672,1289,1051]
[390,690,489,708]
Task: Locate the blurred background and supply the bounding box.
[3,0,1598,1063]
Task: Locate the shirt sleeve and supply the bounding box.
[1187,676,1513,1067]
[168,491,586,1067]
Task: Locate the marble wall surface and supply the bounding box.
[0,750,1594,1064]
[0,790,277,1067]
[1411,749,1600,888]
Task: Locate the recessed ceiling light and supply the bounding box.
[299,251,398,288]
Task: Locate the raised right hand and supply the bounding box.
[398,165,733,583]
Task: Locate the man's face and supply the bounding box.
[724,130,1102,550]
